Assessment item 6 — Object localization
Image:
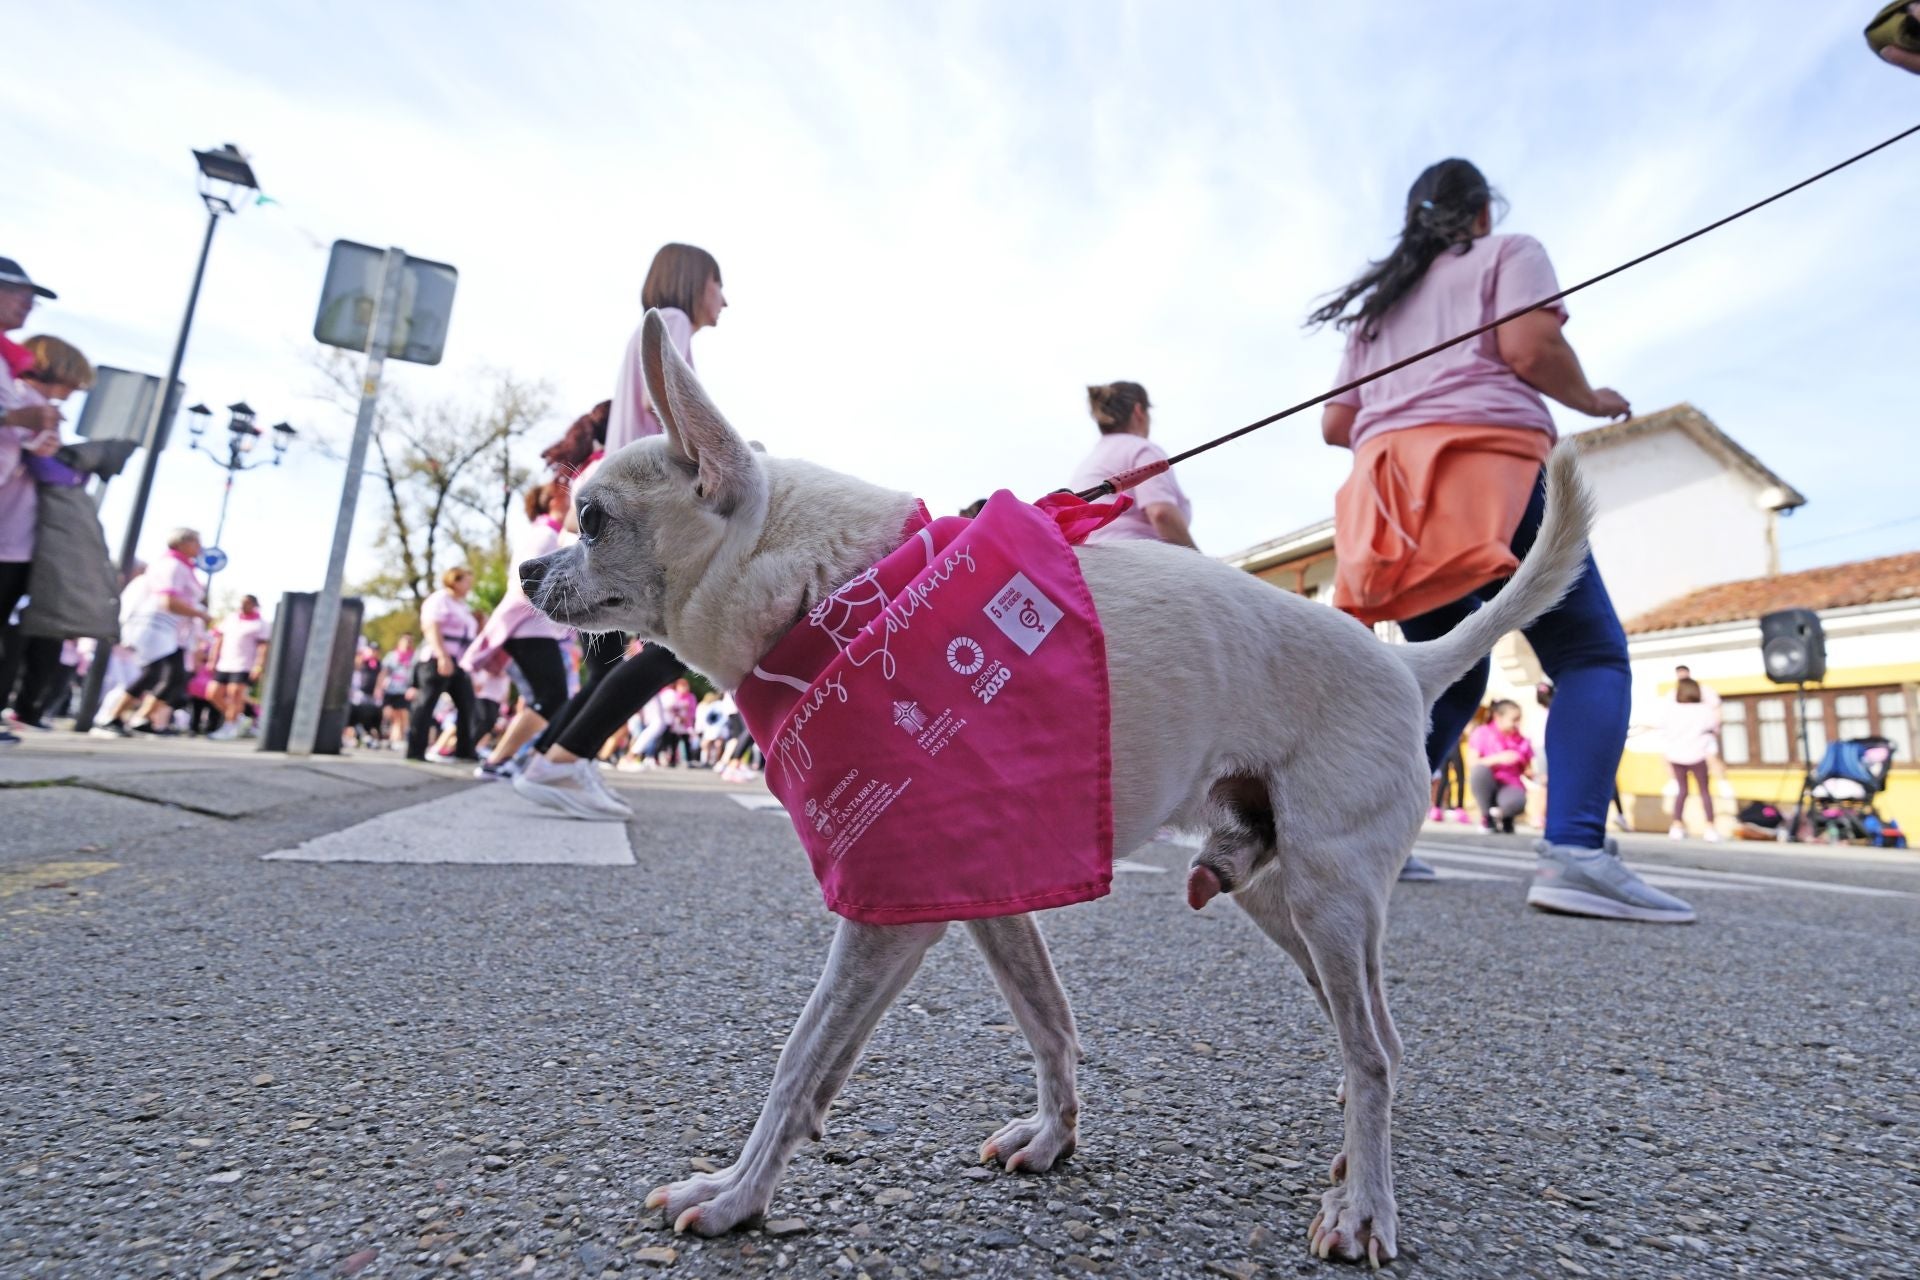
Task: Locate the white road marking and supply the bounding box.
[729,793,787,812]
[722,801,1913,901]
[1114,858,1168,875]
[263,783,634,865]
[1416,846,1915,900]
[1425,867,1513,883]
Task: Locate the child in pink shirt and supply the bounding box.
[1467,700,1534,833]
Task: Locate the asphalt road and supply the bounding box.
[2,735,1917,1279]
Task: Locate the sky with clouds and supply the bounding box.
[5,0,1915,618]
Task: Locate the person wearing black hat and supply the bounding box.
[1,257,63,745]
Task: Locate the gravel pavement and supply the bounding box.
[3,735,1917,1279]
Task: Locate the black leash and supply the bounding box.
[1077,121,1920,501]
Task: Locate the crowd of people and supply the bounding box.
[46,118,1905,923]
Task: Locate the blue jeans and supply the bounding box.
[1398,470,1629,851]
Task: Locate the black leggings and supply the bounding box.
[0,561,27,715]
[502,636,570,721]
[537,642,685,759]
[407,661,477,759]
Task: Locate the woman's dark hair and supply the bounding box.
[541,401,611,477]
[1087,381,1150,435]
[1675,678,1702,704]
[1307,158,1503,340]
[523,478,569,523]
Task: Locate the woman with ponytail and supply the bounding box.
[1310,158,1692,923]
[1068,381,1196,548]
[511,243,727,822]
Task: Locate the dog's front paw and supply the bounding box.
[979,1114,1077,1173]
[1308,1183,1397,1267]
[644,1164,773,1237]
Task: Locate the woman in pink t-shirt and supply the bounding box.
[1467,700,1534,834]
[467,478,576,778]
[1310,158,1692,923]
[407,566,480,761]
[1067,381,1196,549]
[1658,678,1722,841]
[513,245,728,821]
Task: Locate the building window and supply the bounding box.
[1879,690,1914,763]
[1754,697,1790,764]
[1719,685,1916,769]
[1719,700,1749,765]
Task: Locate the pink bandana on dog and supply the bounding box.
[735,490,1128,925]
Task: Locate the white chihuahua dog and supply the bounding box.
[522,311,1594,1266]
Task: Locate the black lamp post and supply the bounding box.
[186,400,296,595]
[73,144,260,732]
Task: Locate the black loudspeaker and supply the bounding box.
[1760,608,1826,684]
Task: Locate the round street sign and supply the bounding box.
[199,546,229,574]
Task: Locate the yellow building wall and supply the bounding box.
[1618,660,1920,837]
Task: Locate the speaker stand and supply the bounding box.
[1788,681,1815,843]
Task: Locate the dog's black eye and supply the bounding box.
[578,500,605,544]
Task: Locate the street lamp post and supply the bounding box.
[73,143,261,732]
[185,400,295,599]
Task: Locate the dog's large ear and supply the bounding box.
[641,309,758,513]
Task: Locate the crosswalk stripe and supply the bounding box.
[263,783,634,865]
[720,799,1913,901]
[1416,846,1913,900]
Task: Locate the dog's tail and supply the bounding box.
[1393,443,1595,708]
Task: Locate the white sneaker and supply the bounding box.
[512,757,633,822]
[209,723,241,742]
[1703,827,1723,843]
[1668,822,1687,840]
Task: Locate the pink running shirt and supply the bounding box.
[607,307,694,453]
[1066,434,1191,544]
[214,611,268,674]
[143,551,205,650]
[419,588,477,659]
[1469,722,1534,790]
[1330,234,1568,453]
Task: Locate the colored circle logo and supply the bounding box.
[946,636,986,676]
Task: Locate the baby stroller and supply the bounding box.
[1794,737,1904,846]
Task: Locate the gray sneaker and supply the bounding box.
[1527,839,1695,924]
[1397,854,1438,882]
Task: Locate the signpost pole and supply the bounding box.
[284,247,407,757]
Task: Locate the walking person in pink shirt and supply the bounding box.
[466,478,576,780]
[207,595,269,740]
[92,529,213,738]
[379,635,415,747]
[1658,678,1723,841]
[0,258,65,745]
[406,567,480,761]
[1067,382,1197,549]
[1311,158,1692,922]
[514,244,727,821]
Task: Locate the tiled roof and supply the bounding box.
[1624,551,1920,635]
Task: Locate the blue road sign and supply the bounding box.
[199,546,230,574]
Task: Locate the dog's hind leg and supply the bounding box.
[1293,873,1400,1266]
[646,918,947,1236]
[967,914,1081,1172]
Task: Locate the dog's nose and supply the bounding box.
[519,558,548,593]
